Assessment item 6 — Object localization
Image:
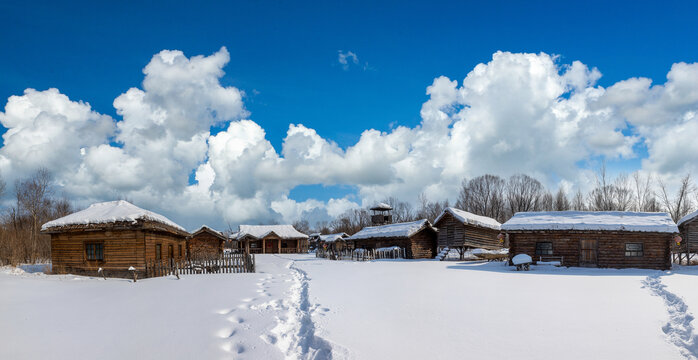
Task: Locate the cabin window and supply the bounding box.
[250,243,257,248]
[625,243,643,257]
[281,241,288,248]
[535,242,553,256]
[168,244,174,259]
[178,245,182,257]
[156,244,162,260]
[85,243,103,261]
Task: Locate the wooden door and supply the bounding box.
[580,239,597,266]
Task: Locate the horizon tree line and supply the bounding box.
[1,166,696,265]
[301,166,698,236]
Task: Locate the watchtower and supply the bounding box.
[370,203,393,226]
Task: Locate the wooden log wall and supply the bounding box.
[508,231,672,270]
[435,212,501,250]
[680,220,698,253]
[144,231,187,264]
[351,228,437,259]
[50,229,145,275]
[187,231,224,258]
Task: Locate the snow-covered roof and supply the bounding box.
[237,225,308,240]
[192,225,226,239]
[678,209,698,227]
[370,202,393,211]
[502,211,678,233]
[41,200,186,232]
[318,233,348,242]
[434,207,501,231]
[348,219,434,240]
[229,232,238,239]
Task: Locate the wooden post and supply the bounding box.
[278,238,281,254]
[262,238,266,254]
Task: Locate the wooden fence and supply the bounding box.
[146,253,255,278]
[315,247,406,261]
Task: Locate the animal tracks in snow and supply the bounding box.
[643,273,698,360]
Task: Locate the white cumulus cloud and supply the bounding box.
[2,49,697,230]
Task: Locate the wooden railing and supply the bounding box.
[145,253,255,278]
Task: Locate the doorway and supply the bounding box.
[580,239,598,266]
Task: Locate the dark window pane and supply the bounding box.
[625,243,643,257]
[535,242,553,255]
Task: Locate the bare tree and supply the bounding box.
[658,173,695,222]
[506,174,544,216]
[384,197,414,223]
[537,191,554,211]
[1,169,71,264]
[632,172,654,211]
[571,189,586,211]
[330,208,371,235]
[416,193,449,223]
[613,174,633,211]
[292,219,311,234]
[456,175,507,222]
[553,188,571,211]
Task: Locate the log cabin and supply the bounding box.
[677,210,698,264]
[317,233,350,252]
[237,225,309,254]
[348,219,438,259]
[434,207,502,259]
[501,211,678,270]
[41,200,189,278]
[188,225,227,258]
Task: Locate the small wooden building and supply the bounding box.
[502,211,678,270]
[41,200,189,278]
[188,225,227,258]
[237,225,309,254]
[677,210,698,264]
[318,233,350,252]
[348,219,438,259]
[434,207,502,259]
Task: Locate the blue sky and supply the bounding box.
[1,1,697,228]
[2,0,696,149]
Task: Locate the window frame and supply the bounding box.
[85,242,104,261]
[535,242,553,256]
[625,243,644,257]
[155,244,162,260]
[178,244,183,258]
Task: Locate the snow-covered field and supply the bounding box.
[3,255,698,359]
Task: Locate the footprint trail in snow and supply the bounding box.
[644,273,698,360]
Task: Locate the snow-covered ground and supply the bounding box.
[3,255,698,359]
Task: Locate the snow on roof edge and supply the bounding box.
[502,211,678,233]
[678,209,698,227]
[237,224,309,240]
[192,225,226,239]
[348,219,434,240]
[434,207,501,230]
[41,200,186,232]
